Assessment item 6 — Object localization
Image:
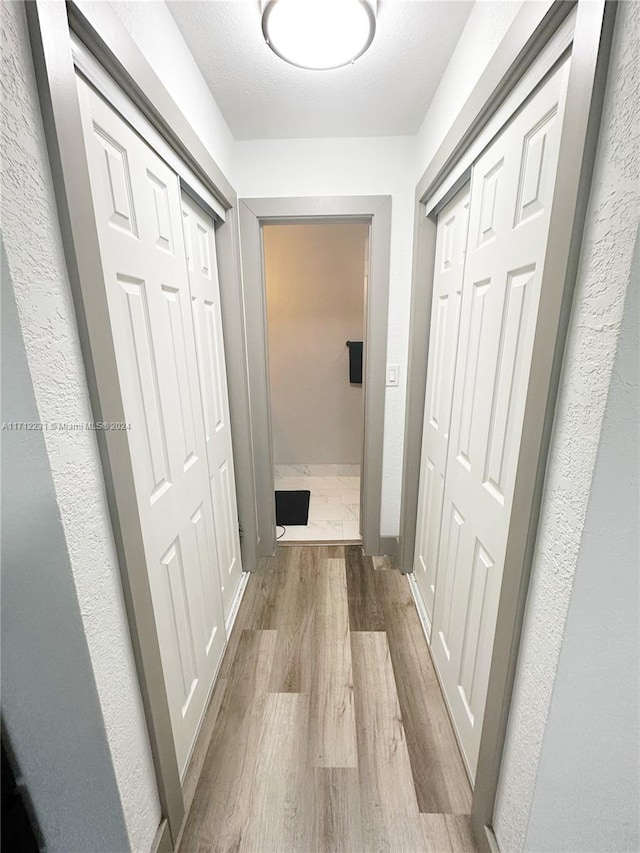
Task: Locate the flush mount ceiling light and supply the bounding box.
[262,0,376,71]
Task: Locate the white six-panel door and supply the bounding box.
[76,77,230,776]
[181,194,242,619]
[429,59,570,780]
[413,186,470,624]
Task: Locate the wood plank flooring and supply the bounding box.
[178,546,475,853]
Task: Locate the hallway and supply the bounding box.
[178,547,475,852]
[2,1,637,849]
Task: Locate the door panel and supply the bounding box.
[77,77,226,777]
[414,185,470,622]
[430,59,570,781]
[181,194,243,618]
[160,537,198,712]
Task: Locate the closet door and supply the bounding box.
[76,77,226,776]
[430,59,570,780]
[413,186,469,624]
[181,194,243,619]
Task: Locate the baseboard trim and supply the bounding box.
[378,535,399,556]
[278,538,362,547]
[225,570,250,638]
[151,818,172,853]
[407,573,432,641]
[484,824,500,853]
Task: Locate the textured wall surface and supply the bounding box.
[494,4,640,850]
[236,135,418,535]
[524,231,639,851]
[416,0,523,172]
[264,223,367,465]
[1,240,131,853]
[108,0,236,183]
[0,4,160,850]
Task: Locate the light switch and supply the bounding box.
[386,365,400,387]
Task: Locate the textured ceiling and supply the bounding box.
[168,1,473,140]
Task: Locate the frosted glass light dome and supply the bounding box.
[262,0,376,71]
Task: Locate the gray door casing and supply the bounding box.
[239,197,393,558]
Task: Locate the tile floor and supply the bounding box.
[274,464,362,543]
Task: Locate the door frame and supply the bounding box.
[397,1,616,848]
[25,1,258,847]
[239,197,392,557]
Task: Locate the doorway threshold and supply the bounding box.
[279,538,363,547]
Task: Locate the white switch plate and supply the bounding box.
[386,365,400,387]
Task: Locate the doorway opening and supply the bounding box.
[262,221,369,544]
[239,195,391,557]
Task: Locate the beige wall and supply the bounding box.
[264,223,367,465]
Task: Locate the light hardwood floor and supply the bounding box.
[177,546,476,853]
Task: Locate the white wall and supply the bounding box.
[236,135,418,535]
[109,1,236,183]
[416,0,523,172]
[0,3,160,849]
[1,239,132,852]
[264,223,367,465]
[494,2,640,849]
[524,229,639,852]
